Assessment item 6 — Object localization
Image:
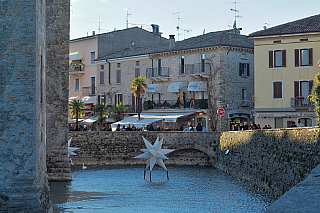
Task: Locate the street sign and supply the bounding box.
[217,108,225,116]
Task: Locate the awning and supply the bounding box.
[69,51,83,61]
[146,84,164,93]
[167,82,187,93]
[68,96,80,105]
[111,111,196,130]
[80,116,99,125]
[68,118,84,124]
[105,117,115,123]
[82,96,97,106]
[187,81,207,92]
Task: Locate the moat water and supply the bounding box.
[50,166,276,213]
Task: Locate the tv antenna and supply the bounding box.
[182,28,192,39]
[230,0,242,29]
[263,22,270,30]
[124,8,131,29]
[92,15,107,34]
[173,11,184,41]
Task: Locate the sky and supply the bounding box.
[70,0,320,40]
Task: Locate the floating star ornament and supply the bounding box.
[68,137,80,165]
[134,136,175,181]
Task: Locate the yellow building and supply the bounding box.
[250,14,320,128]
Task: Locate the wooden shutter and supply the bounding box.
[309,80,313,94]
[294,81,299,98]
[309,48,313,66]
[294,49,299,67]
[100,71,104,85]
[282,49,286,67]
[120,94,123,104]
[135,68,140,78]
[132,94,135,106]
[273,82,282,99]
[269,50,273,68]
[239,63,242,76]
[114,94,117,105]
[247,63,250,76]
[98,95,101,104]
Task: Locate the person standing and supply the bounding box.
[190,124,194,131]
[196,122,202,131]
[243,122,249,130]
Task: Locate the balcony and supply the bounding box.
[146,67,169,82]
[291,97,314,109]
[180,63,211,78]
[143,99,208,110]
[69,61,85,74]
[82,87,96,96]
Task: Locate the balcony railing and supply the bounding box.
[291,97,314,108]
[82,87,96,96]
[143,99,208,110]
[180,63,211,75]
[69,63,85,74]
[146,67,169,78]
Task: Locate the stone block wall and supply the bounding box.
[0,0,51,211]
[68,131,220,166]
[45,0,72,182]
[216,128,320,197]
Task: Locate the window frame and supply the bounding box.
[90,50,96,65]
[116,69,121,84]
[239,63,250,77]
[100,71,104,85]
[273,80,283,99]
[295,48,313,67]
[74,77,80,91]
[269,49,286,68]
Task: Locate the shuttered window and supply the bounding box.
[239,63,250,76]
[100,71,104,85]
[269,49,286,68]
[273,81,282,99]
[116,70,121,83]
[90,51,95,65]
[135,68,140,78]
[295,48,313,67]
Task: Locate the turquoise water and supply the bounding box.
[50,166,276,213]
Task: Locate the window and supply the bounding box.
[116,70,121,83]
[201,54,205,72]
[273,40,281,44]
[300,38,308,42]
[273,81,282,99]
[275,118,283,128]
[239,63,250,76]
[294,80,313,98]
[269,49,286,68]
[117,63,121,68]
[158,59,161,75]
[74,78,80,91]
[295,48,313,67]
[90,51,95,65]
[115,94,123,105]
[100,65,104,70]
[135,68,140,78]
[90,76,96,95]
[241,88,247,106]
[100,71,104,85]
[98,95,106,104]
[180,56,185,74]
[136,61,140,66]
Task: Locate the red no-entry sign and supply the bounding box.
[217,108,225,116]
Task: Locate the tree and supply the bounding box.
[111,102,126,122]
[309,73,320,125]
[130,76,147,120]
[69,99,84,130]
[93,103,108,130]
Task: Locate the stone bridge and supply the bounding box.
[68,131,221,166]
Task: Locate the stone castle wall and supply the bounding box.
[0,0,51,212]
[69,127,320,198]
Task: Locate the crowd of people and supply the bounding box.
[232,121,271,131]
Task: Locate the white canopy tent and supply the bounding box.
[111,111,196,130]
[68,96,80,105]
[80,116,99,125]
[167,81,187,93]
[82,96,97,106]
[187,81,207,91]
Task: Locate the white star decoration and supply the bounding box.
[134,136,174,180]
[68,137,80,165]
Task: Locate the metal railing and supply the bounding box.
[291,97,314,108]
[180,63,211,75]
[69,63,85,74]
[146,67,169,78]
[82,87,96,96]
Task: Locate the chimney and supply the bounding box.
[169,35,175,49]
[92,31,95,36]
[151,24,159,34]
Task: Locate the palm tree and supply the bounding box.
[111,102,127,122]
[69,99,85,130]
[130,76,147,120]
[93,103,108,130]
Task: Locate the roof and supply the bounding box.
[96,29,253,61]
[249,14,320,37]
